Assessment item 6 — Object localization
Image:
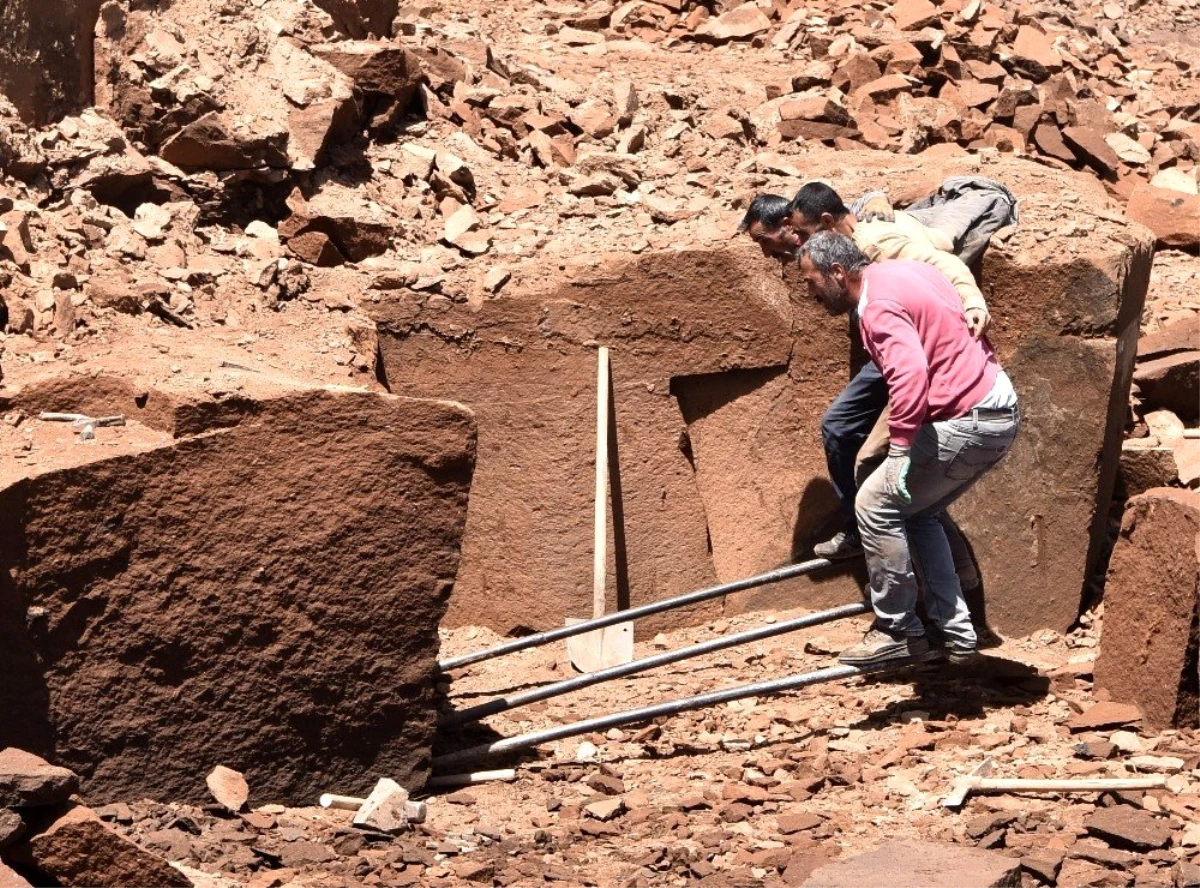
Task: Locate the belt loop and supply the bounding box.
[971,407,979,430]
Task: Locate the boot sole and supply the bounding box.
[838,643,932,667]
[814,547,864,561]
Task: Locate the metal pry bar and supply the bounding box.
[437,556,837,672]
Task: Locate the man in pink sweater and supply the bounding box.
[796,231,1020,666]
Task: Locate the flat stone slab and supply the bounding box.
[1085,805,1174,851]
[801,839,1022,887]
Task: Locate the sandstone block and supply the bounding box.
[801,839,1021,886]
[1084,805,1174,851]
[1095,488,1199,730]
[373,149,1149,638]
[1062,126,1122,177]
[0,861,33,888]
[697,6,771,41]
[310,41,423,113]
[0,749,79,808]
[159,112,289,172]
[1119,444,1180,496]
[1134,352,1199,420]
[310,0,396,37]
[1126,184,1200,249]
[0,809,26,849]
[0,387,475,804]
[28,806,191,888]
[890,0,940,32]
[1010,25,1062,81]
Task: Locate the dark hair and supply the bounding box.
[738,193,792,233]
[789,182,849,224]
[798,230,871,273]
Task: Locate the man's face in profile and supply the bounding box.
[746,219,802,261]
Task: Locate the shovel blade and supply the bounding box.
[565,619,633,672]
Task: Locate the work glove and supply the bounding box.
[883,445,912,505]
[964,307,990,339]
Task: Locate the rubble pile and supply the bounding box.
[586,0,1199,203]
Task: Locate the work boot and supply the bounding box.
[814,529,862,560]
[838,624,930,666]
[946,644,980,666]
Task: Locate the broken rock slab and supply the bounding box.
[0,749,79,808]
[27,805,192,888]
[352,778,410,834]
[800,839,1022,887]
[205,765,249,814]
[0,380,475,805]
[0,861,33,888]
[1094,488,1199,730]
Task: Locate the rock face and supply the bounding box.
[1094,488,1199,730]
[374,149,1151,637]
[0,0,104,125]
[800,839,1022,887]
[0,383,476,804]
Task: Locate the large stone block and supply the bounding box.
[1094,488,1199,730]
[0,0,104,126]
[0,381,475,804]
[373,149,1150,638]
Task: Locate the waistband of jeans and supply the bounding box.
[968,406,1018,420]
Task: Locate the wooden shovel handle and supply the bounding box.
[593,347,610,620]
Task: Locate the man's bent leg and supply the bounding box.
[908,512,975,650]
[820,361,888,545]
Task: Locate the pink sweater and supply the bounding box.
[859,260,1000,448]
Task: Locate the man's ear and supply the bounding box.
[820,212,835,227]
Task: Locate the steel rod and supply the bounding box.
[433,657,925,772]
[442,601,870,727]
[437,556,835,672]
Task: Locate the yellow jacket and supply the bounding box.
[851,212,987,313]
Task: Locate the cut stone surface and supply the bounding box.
[800,839,1022,886]
[0,749,80,808]
[28,805,192,888]
[1085,805,1174,851]
[0,381,475,805]
[1095,488,1199,730]
[373,148,1151,637]
[205,765,249,813]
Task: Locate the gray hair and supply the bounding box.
[798,230,871,274]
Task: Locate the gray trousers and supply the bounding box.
[855,409,1019,647]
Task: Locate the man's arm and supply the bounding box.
[857,221,990,338]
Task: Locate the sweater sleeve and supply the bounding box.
[862,300,930,448]
[861,224,988,314]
